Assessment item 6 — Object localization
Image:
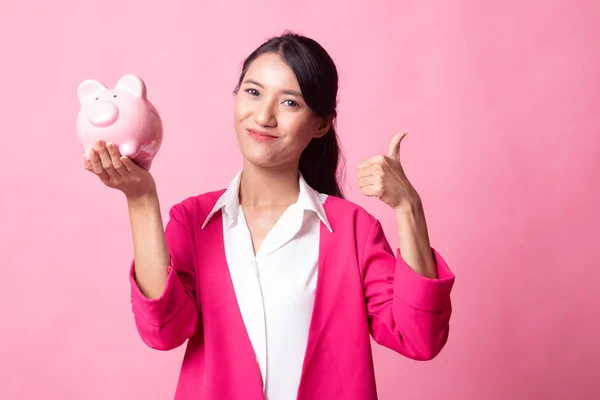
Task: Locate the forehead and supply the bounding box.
[244,53,300,90]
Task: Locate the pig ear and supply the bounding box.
[77,79,106,103]
[115,74,147,99]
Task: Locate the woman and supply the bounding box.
[84,32,455,400]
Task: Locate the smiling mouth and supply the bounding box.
[247,129,278,141]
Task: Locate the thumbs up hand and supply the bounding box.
[357,131,421,212]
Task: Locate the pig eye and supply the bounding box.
[113,95,118,98]
[94,97,99,100]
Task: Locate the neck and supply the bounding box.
[239,162,300,208]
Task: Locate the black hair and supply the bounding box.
[234,31,345,198]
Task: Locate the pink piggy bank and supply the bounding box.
[76,74,163,170]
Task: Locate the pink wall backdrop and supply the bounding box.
[1,0,598,399]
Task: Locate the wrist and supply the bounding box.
[393,197,423,218]
[126,191,160,209]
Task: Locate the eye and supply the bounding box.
[284,99,300,108]
[245,88,259,96]
[94,97,99,100]
[113,94,118,98]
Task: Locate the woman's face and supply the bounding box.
[233,52,330,169]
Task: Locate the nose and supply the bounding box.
[253,99,277,127]
[88,102,119,127]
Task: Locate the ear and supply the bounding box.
[314,116,333,139]
[77,79,106,103]
[115,74,147,98]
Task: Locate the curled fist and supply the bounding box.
[357,131,421,212]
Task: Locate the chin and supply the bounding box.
[236,137,274,166]
[240,151,279,169]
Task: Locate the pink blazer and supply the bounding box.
[129,190,455,399]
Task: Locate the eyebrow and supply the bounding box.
[242,79,303,98]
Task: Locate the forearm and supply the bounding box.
[394,200,438,279]
[127,193,170,299]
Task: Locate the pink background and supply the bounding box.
[1,0,599,399]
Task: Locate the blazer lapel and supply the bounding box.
[296,220,335,395]
[198,211,265,399]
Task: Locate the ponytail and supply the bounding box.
[299,126,345,198]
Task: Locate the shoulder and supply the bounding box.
[168,189,225,223]
[323,195,379,232]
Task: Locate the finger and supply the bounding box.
[89,148,104,174]
[357,163,384,179]
[357,155,387,171]
[358,175,378,188]
[89,148,110,182]
[387,131,408,161]
[106,143,128,178]
[120,156,139,175]
[83,155,93,171]
[95,140,113,168]
[95,140,120,182]
[360,184,381,198]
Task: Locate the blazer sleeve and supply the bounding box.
[361,218,455,360]
[129,203,200,351]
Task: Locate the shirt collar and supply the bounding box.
[201,169,332,232]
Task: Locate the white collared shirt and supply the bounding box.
[202,170,332,400]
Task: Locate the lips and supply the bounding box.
[247,128,278,141]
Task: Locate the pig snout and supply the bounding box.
[88,102,119,127]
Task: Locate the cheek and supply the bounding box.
[282,114,318,143]
[234,96,253,121]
